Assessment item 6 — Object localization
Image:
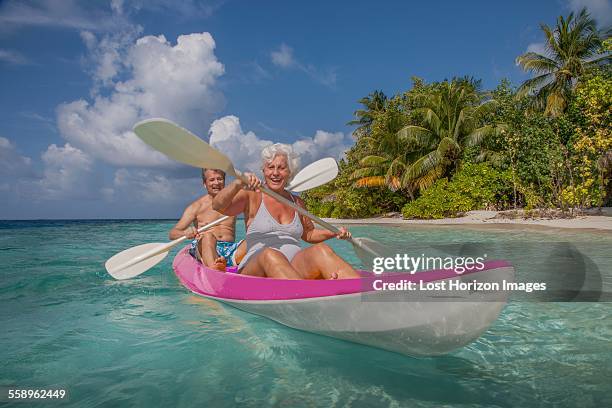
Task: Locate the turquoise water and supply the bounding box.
[1,220,611,407]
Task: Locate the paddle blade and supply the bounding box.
[288,157,338,192]
[133,118,236,176]
[106,243,169,280]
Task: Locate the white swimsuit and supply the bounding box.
[238,193,303,271]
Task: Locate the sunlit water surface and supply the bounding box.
[1,220,611,407]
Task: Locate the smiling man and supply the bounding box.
[169,168,245,271]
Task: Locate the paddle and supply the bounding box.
[133,118,382,265]
[105,156,340,280]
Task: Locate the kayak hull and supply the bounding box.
[173,246,513,356]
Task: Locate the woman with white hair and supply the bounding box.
[212,143,359,279]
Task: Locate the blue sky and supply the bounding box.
[1,0,610,219]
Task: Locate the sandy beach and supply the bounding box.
[324,209,612,231]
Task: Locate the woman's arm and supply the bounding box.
[212,173,261,216]
[297,197,351,243]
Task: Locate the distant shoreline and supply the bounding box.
[324,210,612,231]
[2,212,611,231]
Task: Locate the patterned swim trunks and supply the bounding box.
[189,239,243,267]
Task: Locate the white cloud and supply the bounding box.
[270,43,338,87]
[242,61,272,84]
[79,25,143,88]
[518,42,551,67]
[271,43,296,68]
[19,111,57,134]
[128,0,224,19]
[208,115,351,174]
[0,137,33,176]
[1,139,97,202]
[0,49,28,65]
[568,0,612,26]
[35,143,94,200]
[0,0,118,32]
[292,130,349,164]
[57,32,225,167]
[1,2,231,215]
[0,0,222,33]
[110,168,201,204]
[304,65,338,88]
[209,115,273,173]
[526,42,547,56]
[110,0,124,15]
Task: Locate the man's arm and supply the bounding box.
[169,203,198,240]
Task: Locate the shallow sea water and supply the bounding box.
[1,220,611,407]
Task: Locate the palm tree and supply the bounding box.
[395,80,505,191]
[349,98,414,193]
[516,8,610,117]
[347,90,388,138]
[350,133,411,192]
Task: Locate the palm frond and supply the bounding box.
[349,167,381,181]
[384,175,401,191]
[425,107,443,133]
[515,52,559,74]
[354,176,386,188]
[465,124,507,147]
[472,99,499,119]
[541,23,564,60]
[405,165,445,191]
[516,73,554,97]
[437,137,461,158]
[405,151,443,181]
[359,155,389,167]
[586,54,612,66]
[396,125,434,147]
[453,109,466,140]
[387,158,407,175]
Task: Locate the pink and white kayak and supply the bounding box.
[173,246,514,357]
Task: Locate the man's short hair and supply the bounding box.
[201,168,226,179]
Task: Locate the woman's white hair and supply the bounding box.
[261,143,300,181]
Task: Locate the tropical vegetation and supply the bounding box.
[303,8,611,219]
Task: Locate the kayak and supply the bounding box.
[173,246,514,357]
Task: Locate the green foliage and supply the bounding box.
[347,90,388,139]
[561,69,612,207]
[303,160,407,218]
[402,163,513,219]
[478,81,566,207]
[320,8,611,219]
[395,79,505,191]
[349,96,412,191]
